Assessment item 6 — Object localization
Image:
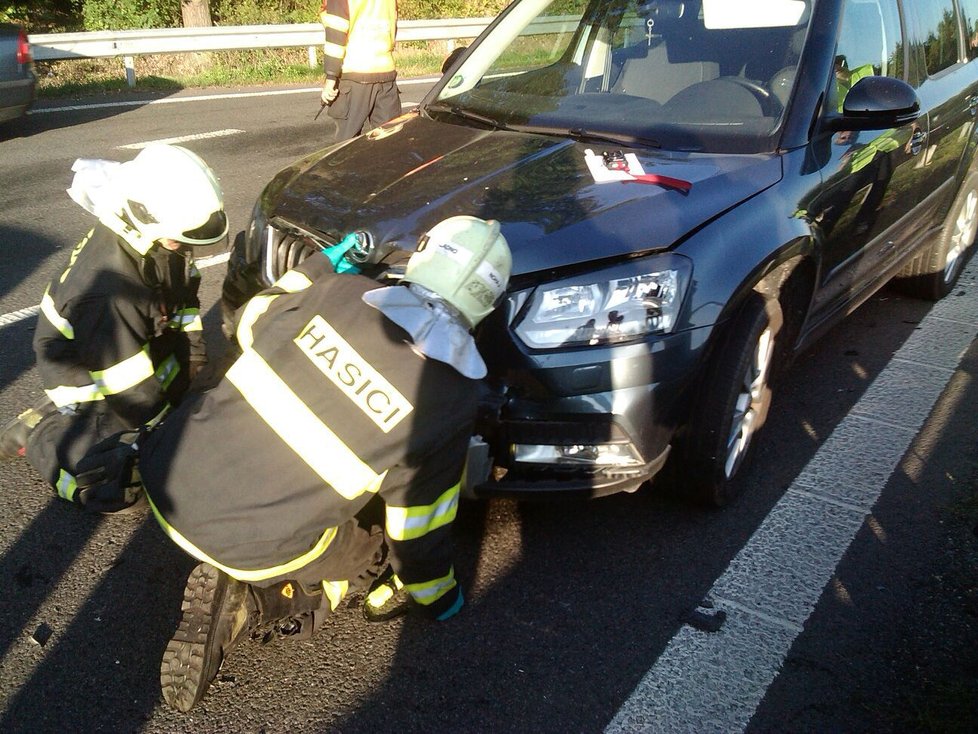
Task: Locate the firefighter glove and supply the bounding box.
[74,431,145,514]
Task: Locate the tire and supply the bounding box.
[680,293,783,507]
[896,171,978,301]
[220,232,263,342]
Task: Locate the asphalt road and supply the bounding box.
[0,83,976,733]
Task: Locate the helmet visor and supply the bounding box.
[177,209,229,246]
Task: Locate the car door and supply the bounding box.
[899,0,978,253]
[805,0,925,327]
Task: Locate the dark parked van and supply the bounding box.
[223,0,978,506]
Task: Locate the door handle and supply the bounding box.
[910,129,927,155]
[969,95,978,116]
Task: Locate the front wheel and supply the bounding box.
[895,171,978,300]
[678,293,783,507]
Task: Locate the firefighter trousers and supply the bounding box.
[242,518,386,639]
[26,403,133,501]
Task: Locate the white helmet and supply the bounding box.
[403,216,512,328]
[118,143,227,247]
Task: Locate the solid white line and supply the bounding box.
[0,305,41,328]
[29,79,438,114]
[117,128,244,150]
[0,254,230,330]
[606,259,978,733]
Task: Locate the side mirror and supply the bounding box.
[442,46,468,75]
[825,76,921,132]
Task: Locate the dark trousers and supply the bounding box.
[251,518,385,593]
[26,403,132,500]
[328,79,402,141]
[245,519,386,637]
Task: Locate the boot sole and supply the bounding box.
[160,563,230,712]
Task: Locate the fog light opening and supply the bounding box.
[512,443,643,467]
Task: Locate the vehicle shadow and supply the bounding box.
[320,283,945,733]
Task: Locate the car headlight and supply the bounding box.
[513,254,692,349]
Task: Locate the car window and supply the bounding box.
[833,0,905,112]
[429,0,812,154]
[959,0,978,59]
[910,0,963,76]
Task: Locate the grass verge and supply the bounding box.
[35,43,451,98]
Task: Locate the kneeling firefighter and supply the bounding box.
[81,215,511,712]
[0,144,228,511]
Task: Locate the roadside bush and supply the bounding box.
[210,0,320,25]
[81,0,178,31]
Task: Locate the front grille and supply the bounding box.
[263,221,333,284]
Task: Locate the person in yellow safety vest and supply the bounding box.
[0,144,228,512]
[121,216,510,712]
[319,0,402,141]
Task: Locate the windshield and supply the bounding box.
[428,0,811,153]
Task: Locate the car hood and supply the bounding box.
[270,113,783,277]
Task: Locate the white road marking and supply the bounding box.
[606,259,978,733]
[0,254,229,330]
[0,305,41,328]
[28,81,435,114]
[117,129,244,150]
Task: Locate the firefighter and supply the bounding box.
[319,0,402,140]
[127,215,510,711]
[0,144,227,512]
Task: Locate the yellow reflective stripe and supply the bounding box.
[324,41,347,59]
[155,354,180,391]
[145,492,340,582]
[172,308,203,332]
[57,469,78,501]
[226,348,386,500]
[322,580,349,611]
[236,293,280,349]
[385,483,460,542]
[59,229,94,284]
[322,14,350,32]
[91,347,155,395]
[46,384,104,407]
[145,402,170,429]
[100,211,154,256]
[40,288,74,340]
[274,269,313,293]
[235,262,312,348]
[366,573,404,607]
[404,569,457,606]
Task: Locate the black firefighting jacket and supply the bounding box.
[33,222,205,428]
[320,0,397,83]
[140,255,476,619]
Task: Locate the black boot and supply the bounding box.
[362,566,411,622]
[249,580,330,644]
[160,563,257,712]
[0,399,56,460]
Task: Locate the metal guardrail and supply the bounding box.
[26,17,575,87]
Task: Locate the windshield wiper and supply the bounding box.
[425,102,513,131]
[566,127,661,149]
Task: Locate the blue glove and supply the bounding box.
[321,232,362,274]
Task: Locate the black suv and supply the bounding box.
[223,0,978,505]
